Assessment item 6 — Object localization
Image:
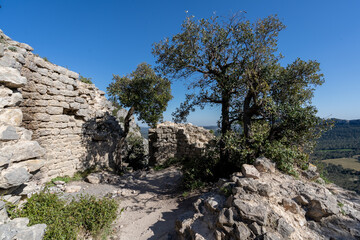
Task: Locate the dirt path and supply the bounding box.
[65,167,197,240]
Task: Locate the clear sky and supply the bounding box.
[0,0,359,126]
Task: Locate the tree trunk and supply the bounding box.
[115,106,135,173]
[219,92,231,165]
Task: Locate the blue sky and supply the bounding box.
[0,0,359,126]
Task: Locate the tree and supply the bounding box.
[107,63,172,170]
[153,14,324,173]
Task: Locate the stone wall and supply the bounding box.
[148,121,214,165]
[0,44,46,196]
[0,29,128,184]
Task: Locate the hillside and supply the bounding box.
[311,119,360,193]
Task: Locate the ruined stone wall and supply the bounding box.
[149,121,214,165]
[0,30,123,183]
[0,36,46,195]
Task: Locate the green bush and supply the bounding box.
[8,191,119,240]
[8,46,17,52]
[181,152,219,190]
[79,75,93,84]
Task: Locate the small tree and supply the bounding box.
[153,14,325,174]
[107,63,172,170]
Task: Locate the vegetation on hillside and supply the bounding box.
[311,119,360,193]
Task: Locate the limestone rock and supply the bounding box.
[282,198,299,214]
[86,174,101,184]
[0,44,4,57]
[0,167,30,189]
[306,199,339,221]
[0,218,46,240]
[277,218,295,238]
[233,199,268,226]
[0,141,45,164]
[254,157,276,173]
[0,66,27,87]
[65,185,81,193]
[0,109,23,126]
[0,125,19,141]
[241,164,260,179]
[0,87,22,108]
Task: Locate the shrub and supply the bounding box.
[8,46,17,52]
[8,191,119,239]
[79,75,93,84]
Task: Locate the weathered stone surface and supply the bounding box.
[306,199,339,221]
[233,222,251,240]
[282,198,299,214]
[0,141,45,164]
[0,44,4,57]
[15,159,45,172]
[254,157,276,173]
[0,125,19,141]
[277,218,294,238]
[0,87,22,108]
[65,185,81,193]
[86,174,101,184]
[241,164,260,179]
[0,66,27,87]
[0,167,30,188]
[0,217,46,240]
[233,199,268,226]
[0,109,22,126]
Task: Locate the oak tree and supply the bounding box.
[153,14,324,172]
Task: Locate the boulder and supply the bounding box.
[254,157,276,173]
[233,199,268,226]
[306,199,339,221]
[241,164,260,179]
[277,218,295,238]
[282,198,299,214]
[0,167,30,189]
[0,66,27,87]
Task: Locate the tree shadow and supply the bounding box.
[81,113,122,170]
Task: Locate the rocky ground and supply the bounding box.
[56,166,199,240]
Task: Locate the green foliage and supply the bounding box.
[46,168,96,187]
[153,13,325,173]
[8,46,17,52]
[180,152,219,190]
[125,133,147,169]
[107,62,172,128]
[8,191,119,240]
[43,57,50,62]
[79,75,93,84]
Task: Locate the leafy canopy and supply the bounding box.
[107,62,172,128]
[153,13,325,173]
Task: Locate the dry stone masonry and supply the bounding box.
[0,29,143,191]
[148,121,214,165]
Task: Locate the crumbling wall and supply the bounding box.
[0,29,133,184]
[0,40,46,196]
[148,121,214,165]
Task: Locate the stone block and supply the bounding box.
[0,66,27,87]
[0,109,22,126]
[46,106,63,115]
[0,167,30,189]
[0,125,19,141]
[0,141,45,164]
